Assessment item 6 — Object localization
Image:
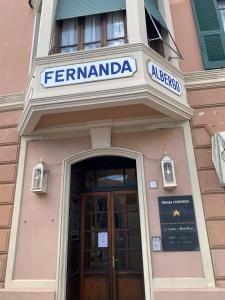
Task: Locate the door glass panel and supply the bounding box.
[85,195,95,211]
[85,231,95,249]
[125,168,137,185]
[128,211,140,228]
[96,169,124,187]
[126,193,138,211]
[96,213,108,228]
[85,213,95,229]
[84,250,96,270]
[114,194,126,211]
[96,197,107,212]
[116,231,126,249]
[130,251,143,271]
[115,212,126,229]
[96,249,109,271]
[84,249,109,272]
[84,171,95,188]
[116,250,129,271]
[128,230,141,249]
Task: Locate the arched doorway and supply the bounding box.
[67,156,145,300]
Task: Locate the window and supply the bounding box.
[52,11,126,54]
[191,0,225,69]
[145,9,164,56]
[144,0,182,60]
[218,0,225,31]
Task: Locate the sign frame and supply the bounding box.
[41,57,137,88]
[158,195,199,252]
[148,61,182,96]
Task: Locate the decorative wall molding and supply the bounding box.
[0,94,24,112]
[153,277,208,289]
[30,116,179,140]
[185,69,225,90]
[57,148,153,300]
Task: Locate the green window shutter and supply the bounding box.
[191,0,225,69]
[56,0,126,20]
[144,0,168,31]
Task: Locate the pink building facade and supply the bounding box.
[0,0,225,299]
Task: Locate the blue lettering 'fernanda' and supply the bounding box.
[41,57,136,88]
[148,62,182,96]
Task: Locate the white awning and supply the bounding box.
[212,131,225,186]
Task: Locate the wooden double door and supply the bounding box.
[80,191,145,300]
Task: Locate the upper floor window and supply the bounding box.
[144,0,182,60]
[52,0,126,54]
[53,11,126,54]
[218,0,225,31]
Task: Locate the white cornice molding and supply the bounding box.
[0,93,24,111]
[29,116,178,139]
[18,83,193,135]
[185,68,225,90]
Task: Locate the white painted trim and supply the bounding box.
[153,278,208,289]
[19,84,193,135]
[90,127,112,148]
[4,280,56,290]
[5,137,28,288]
[36,0,57,57]
[56,148,153,300]
[185,69,225,90]
[30,116,177,138]
[0,93,24,112]
[5,137,57,290]
[182,121,215,288]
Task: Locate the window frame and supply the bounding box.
[51,10,127,54]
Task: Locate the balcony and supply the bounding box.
[19,43,193,135]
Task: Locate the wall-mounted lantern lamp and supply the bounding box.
[31,160,48,193]
[161,153,177,189]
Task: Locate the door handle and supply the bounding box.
[112,255,119,269]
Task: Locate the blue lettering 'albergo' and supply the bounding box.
[41,57,136,88]
[148,62,182,96]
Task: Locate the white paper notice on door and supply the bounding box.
[98,232,108,248]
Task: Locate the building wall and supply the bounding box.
[0,0,34,96]
[0,0,34,287]
[13,129,201,280]
[170,0,225,287]
[0,0,225,298]
[189,88,225,287]
[0,110,22,287]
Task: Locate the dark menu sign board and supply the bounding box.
[158,195,199,251]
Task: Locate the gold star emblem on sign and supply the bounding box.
[172,209,181,217]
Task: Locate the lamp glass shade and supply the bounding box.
[31,162,48,193]
[161,155,177,189]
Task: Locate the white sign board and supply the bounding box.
[148,62,182,96]
[98,232,108,248]
[41,57,136,88]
